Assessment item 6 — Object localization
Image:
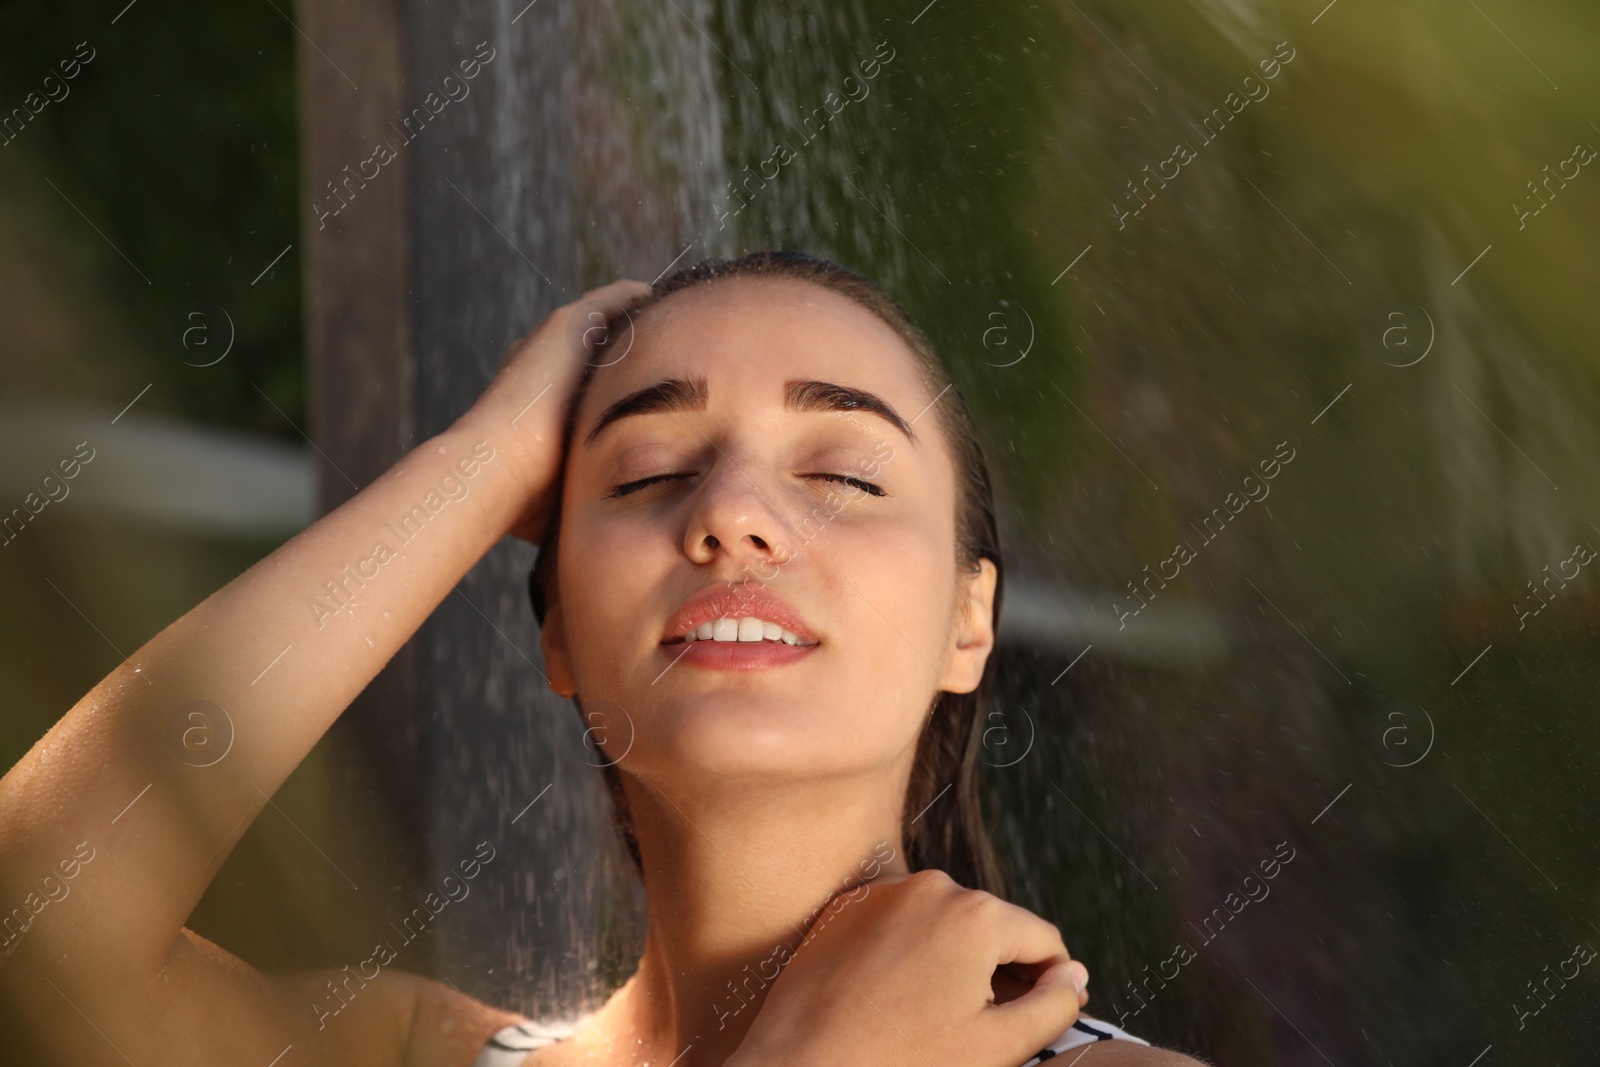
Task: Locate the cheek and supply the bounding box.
[817,515,955,738]
[558,514,662,678]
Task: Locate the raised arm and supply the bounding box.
[0,281,650,1066]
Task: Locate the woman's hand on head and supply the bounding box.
[462,278,653,543]
[730,869,1089,1067]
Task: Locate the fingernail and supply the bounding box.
[1069,962,1089,994]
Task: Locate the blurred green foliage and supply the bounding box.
[0,0,303,436]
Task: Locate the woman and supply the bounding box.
[0,251,1202,1066]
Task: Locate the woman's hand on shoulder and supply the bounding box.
[460,279,652,543]
[729,869,1090,1067]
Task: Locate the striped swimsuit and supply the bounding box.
[471,1014,1150,1066]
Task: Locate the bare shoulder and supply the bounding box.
[269,950,526,1067]
[397,971,528,1067]
[1069,1014,1214,1067]
[160,927,519,1067]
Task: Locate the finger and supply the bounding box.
[565,282,652,364]
[570,278,653,320]
[983,899,1071,972]
[1003,956,1081,991]
[581,277,653,300]
[980,957,1082,1060]
[522,280,649,347]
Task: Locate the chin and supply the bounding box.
[632,691,903,785]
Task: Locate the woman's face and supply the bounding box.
[542,276,998,788]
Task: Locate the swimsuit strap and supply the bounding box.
[470,1017,583,1067]
[1022,1015,1152,1062]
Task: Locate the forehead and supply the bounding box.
[576,275,932,427]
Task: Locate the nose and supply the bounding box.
[682,454,795,577]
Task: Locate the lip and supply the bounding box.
[661,582,820,646]
[660,639,819,672]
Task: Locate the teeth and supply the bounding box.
[683,616,811,645]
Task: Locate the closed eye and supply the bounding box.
[606,472,885,499]
[607,473,687,498]
[810,472,886,497]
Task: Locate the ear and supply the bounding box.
[539,596,578,698]
[941,557,998,695]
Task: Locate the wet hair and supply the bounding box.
[527,250,1007,895]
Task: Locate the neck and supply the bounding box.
[605,767,914,1065]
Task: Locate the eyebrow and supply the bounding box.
[787,379,920,446]
[584,376,708,446]
[582,376,920,447]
